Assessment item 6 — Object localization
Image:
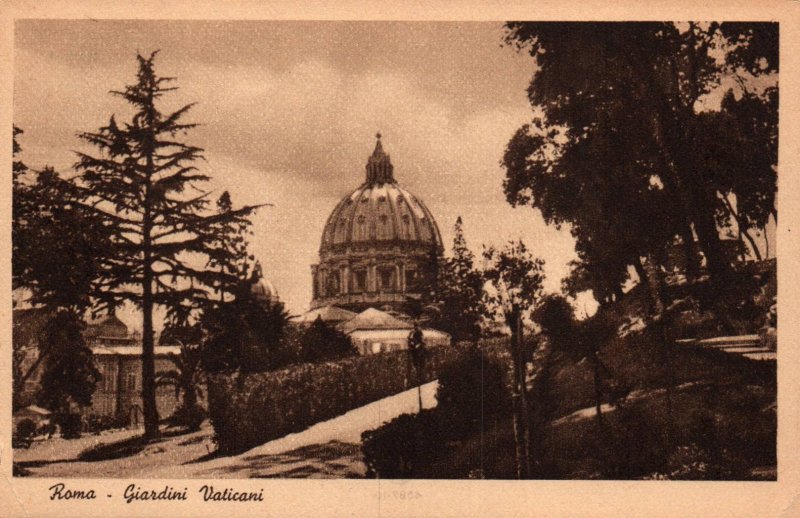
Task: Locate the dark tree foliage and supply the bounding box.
[13,128,107,413]
[202,191,260,305]
[13,167,108,311]
[361,411,443,479]
[301,316,357,363]
[483,240,546,326]
[427,217,487,341]
[697,88,778,258]
[35,310,101,414]
[502,22,778,306]
[200,271,290,374]
[435,347,510,438]
[403,245,442,320]
[74,51,263,438]
[532,294,578,357]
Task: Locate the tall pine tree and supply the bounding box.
[75,51,263,439]
[430,217,486,342]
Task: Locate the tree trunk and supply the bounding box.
[141,99,160,441]
[591,350,603,427]
[516,313,532,478]
[141,269,159,440]
[637,72,733,294]
[680,225,701,281]
[722,195,762,261]
[529,344,553,478]
[508,307,530,479]
[183,378,198,411]
[641,255,676,448]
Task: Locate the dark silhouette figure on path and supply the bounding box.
[407,322,426,412]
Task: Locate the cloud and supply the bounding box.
[14,21,576,318]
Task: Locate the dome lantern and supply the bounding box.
[365,132,394,184]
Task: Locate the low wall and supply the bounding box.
[207,343,473,454]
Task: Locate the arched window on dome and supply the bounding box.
[402,214,411,239]
[356,215,367,240]
[418,217,430,240]
[405,268,419,291]
[369,221,377,240]
[378,267,395,292]
[379,214,389,239]
[326,271,340,296]
[351,269,367,294]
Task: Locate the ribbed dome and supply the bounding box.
[310,134,443,313]
[319,135,442,253]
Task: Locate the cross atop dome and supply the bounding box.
[372,132,386,158]
[366,132,394,184]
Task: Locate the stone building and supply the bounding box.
[311,134,444,312]
[14,311,180,427]
[87,314,180,427]
[338,307,451,355]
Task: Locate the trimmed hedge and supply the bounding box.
[207,344,470,454]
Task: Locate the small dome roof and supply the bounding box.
[251,278,277,302]
[319,134,443,253]
[249,262,278,303]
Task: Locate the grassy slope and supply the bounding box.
[418,328,776,480]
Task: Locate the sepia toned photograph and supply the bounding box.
[9,13,780,493]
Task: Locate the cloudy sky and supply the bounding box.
[14,20,581,326]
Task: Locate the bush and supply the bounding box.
[84,413,125,434]
[58,413,82,439]
[301,317,357,363]
[200,295,290,374]
[435,347,510,439]
[361,411,444,478]
[167,403,206,431]
[16,418,37,440]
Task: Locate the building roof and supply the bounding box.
[319,135,443,254]
[292,305,358,324]
[338,307,414,334]
[14,404,52,416]
[91,345,181,357]
[85,313,129,339]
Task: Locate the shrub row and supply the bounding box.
[207,343,471,454]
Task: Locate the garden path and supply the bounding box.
[148,380,440,478]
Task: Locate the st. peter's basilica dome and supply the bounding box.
[310,134,443,312]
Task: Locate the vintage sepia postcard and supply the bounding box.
[1,1,799,516]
